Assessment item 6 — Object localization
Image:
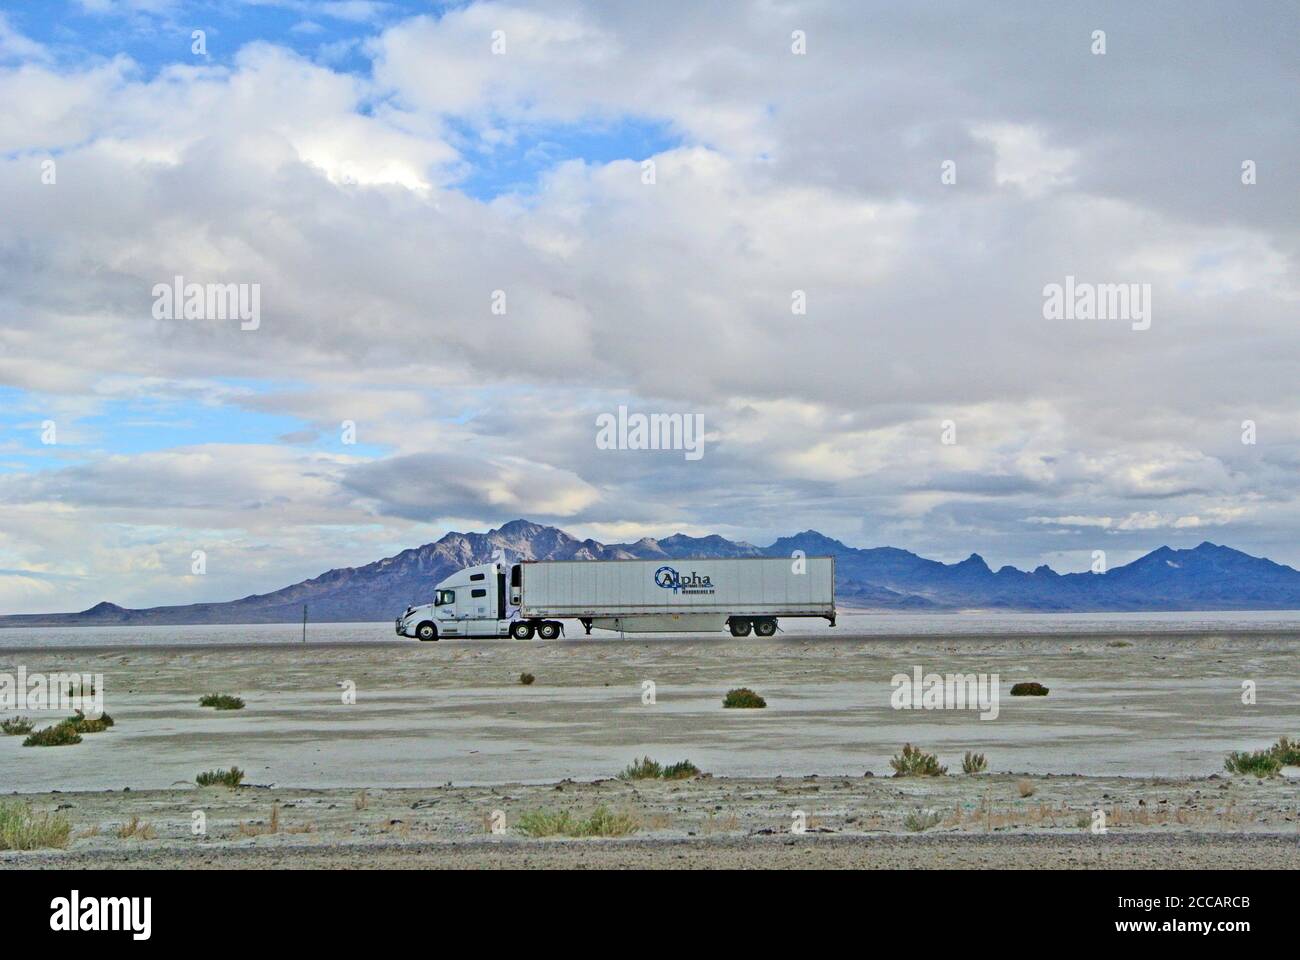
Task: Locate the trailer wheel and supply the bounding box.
[753,617,777,637]
[729,618,752,637]
[537,621,561,640]
[415,622,438,642]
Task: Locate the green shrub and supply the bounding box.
[1224,750,1282,778]
[1225,749,1282,778]
[199,694,245,710]
[660,760,701,780]
[619,756,662,780]
[196,766,245,788]
[519,672,536,686]
[516,808,575,836]
[1270,736,1300,766]
[0,801,71,850]
[579,806,639,837]
[722,687,766,709]
[1222,737,1300,777]
[961,751,987,775]
[1010,682,1049,696]
[22,722,82,747]
[904,809,943,832]
[890,743,946,777]
[65,711,114,734]
[1,717,34,735]
[516,806,638,838]
[617,757,701,781]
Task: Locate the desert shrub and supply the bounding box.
[199,694,245,710]
[65,711,114,734]
[22,722,82,747]
[1270,736,1300,766]
[961,751,987,775]
[1010,682,1050,696]
[0,801,71,850]
[196,766,245,788]
[660,760,701,780]
[1016,779,1035,797]
[519,672,535,686]
[890,743,946,777]
[516,808,574,836]
[1224,749,1283,778]
[618,757,701,781]
[1,717,34,735]
[904,809,942,832]
[517,806,639,838]
[619,756,662,780]
[722,687,766,709]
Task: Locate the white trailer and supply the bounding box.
[395,556,835,641]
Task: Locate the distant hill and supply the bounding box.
[4,519,1300,626]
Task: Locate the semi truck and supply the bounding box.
[395,556,836,640]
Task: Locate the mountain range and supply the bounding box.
[4,519,1300,627]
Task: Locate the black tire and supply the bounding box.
[753,617,777,637]
[537,621,561,640]
[415,622,438,642]
[510,621,535,640]
[729,618,752,637]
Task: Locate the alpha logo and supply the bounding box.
[653,566,715,595]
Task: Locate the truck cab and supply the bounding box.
[396,561,566,641]
[395,562,512,640]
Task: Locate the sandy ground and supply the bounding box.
[2,631,1297,868]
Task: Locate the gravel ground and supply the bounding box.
[3,773,1297,869]
[8,832,1298,870]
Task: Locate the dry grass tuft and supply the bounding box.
[0,801,71,850]
[115,816,157,841]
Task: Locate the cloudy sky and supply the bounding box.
[1,0,1297,613]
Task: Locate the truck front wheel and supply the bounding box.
[753,617,778,637]
[729,618,752,637]
[510,621,535,640]
[416,622,438,641]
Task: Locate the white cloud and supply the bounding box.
[0,1,1298,609]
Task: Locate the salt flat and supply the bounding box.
[2,628,1297,868]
